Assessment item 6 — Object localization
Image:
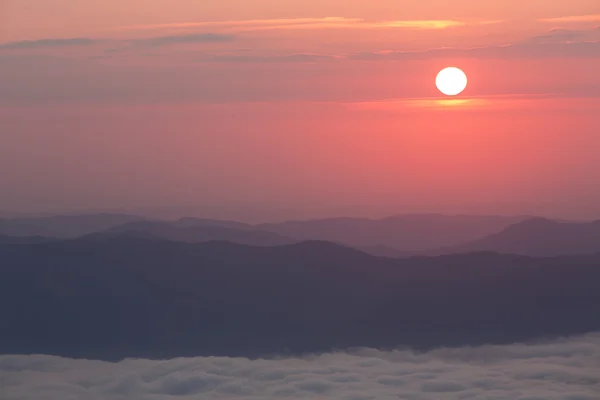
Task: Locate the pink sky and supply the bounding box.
[1,1,600,220]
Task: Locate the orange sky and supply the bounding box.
[1,1,600,219]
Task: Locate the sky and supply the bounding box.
[1,1,600,221]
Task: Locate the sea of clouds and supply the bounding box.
[2,333,599,400]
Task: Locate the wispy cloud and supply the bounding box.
[528,27,598,44]
[0,38,96,50]
[199,53,337,63]
[478,20,505,25]
[365,19,503,30]
[346,94,561,112]
[110,16,484,33]
[189,28,600,64]
[365,20,465,29]
[246,19,469,31]
[539,14,600,23]
[109,17,361,31]
[349,40,600,61]
[136,33,234,47]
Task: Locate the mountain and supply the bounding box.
[0,213,532,253]
[173,217,253,230]
[1,238,599,360]
[440,218,600,256]
[106,220,413,257]
[0,234,58,244]
[257,214,529,251]
[106,220,297,246]
[357,244,412,258]
[0,213,146,238]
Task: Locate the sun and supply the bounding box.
[436,67,468,96]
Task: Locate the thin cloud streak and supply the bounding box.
[529,28,587,43]
[367,19,503,29]
[0,38,96,50]
[137,33,234,46]
[539,14,600,23]
[527,26,600,44]
[478,20,505,25]
[228,20,464,32]
[348,41,600,61]
[199,53,338,63]
[190,35,600,64]
[345,94,566,112]
[363,20,465,29]
[109,16,487,33]
[108,17,362,31]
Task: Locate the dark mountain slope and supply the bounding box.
[0,238,598,360]
[0,234,58,244]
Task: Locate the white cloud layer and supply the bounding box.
[2,333,600,400]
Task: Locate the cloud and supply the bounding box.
[199,53,337,63]
[348,40,600,61]
[110,17,350,30]
[112,17,362,31]
[1,333,599,400]
[136,33,235,47]
[539,14,600,23]
[110,17,480,33]
[196,26,599,64]
[478,20,505,25]
[528,26,600,43]
[0,38,96,50]
[255,19,467,31]
[348,26,600,61]
[0,33,235,54]
[0,17,501,55]
[365,20,465,29]
[529,28,588,43]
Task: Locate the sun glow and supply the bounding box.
[436,67,468,96]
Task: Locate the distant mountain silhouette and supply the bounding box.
[0,213,145,238]
[105,220,416,256]
[257,214,529,251]
[173,217,253,230]
[106,220,297,246]
[438,217,600,256]
[357,244,412,258]
[0,213,534,253]
[0,234,57,244]
[1,238,598,360]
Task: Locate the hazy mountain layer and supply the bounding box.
[438,218,600,256]
[257,214,528,251]
[107,220,297,246]
[0,213,145,238]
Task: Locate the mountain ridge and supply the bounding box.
[436,217,600,256]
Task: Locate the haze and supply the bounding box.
[2,0,600,221]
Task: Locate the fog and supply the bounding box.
[2,333,599,400]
